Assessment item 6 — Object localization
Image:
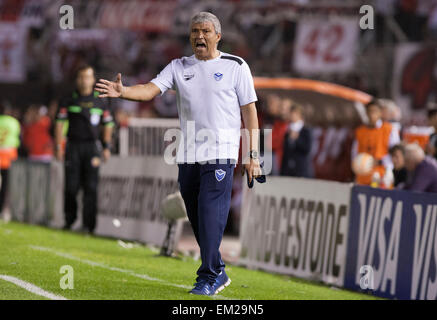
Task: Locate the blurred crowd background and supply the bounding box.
[1,0,437,185]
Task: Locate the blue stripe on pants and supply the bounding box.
[178,160,235,284]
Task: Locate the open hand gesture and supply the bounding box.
[95,73,124,98]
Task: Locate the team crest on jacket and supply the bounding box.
[214,72,223,81]
[215,169,226,181]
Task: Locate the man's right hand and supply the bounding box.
[95,73,124,98]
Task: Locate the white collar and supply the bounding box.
[193,50,222,62]
[289,120,304,132]
[369,119,383,128]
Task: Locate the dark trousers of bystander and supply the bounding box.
[64,141,100,232]
[0,169,9,212]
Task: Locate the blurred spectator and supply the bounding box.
[389,144,408,188]
[280,103,313,178]
[426,106,437,160]
[427,1,437,40]
[395,0,426,42]
[331,106,356,182]
[257,94,280,176]
[352,99,400,187]
[313,106,338,180]
[47,99,60,139]
[0,103,21,214]
[375,0,398,43]
[271,96,291,175]
[263,93,281,129]
[112,108,130,155]
[404,143,437,193]
[380,98,402,135]
[22,104,54,162]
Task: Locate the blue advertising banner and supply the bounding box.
[344,185,437,300]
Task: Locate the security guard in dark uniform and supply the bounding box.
[55,65,114,233]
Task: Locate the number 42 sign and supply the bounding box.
[293,19,359,74]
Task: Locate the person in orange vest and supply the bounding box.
[352,99,400,187]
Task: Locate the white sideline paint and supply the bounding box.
[29,245,236,300]
[0,275,68,300]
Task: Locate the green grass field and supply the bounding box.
[0,221,380,300]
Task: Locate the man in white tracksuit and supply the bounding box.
[96,12,261,296]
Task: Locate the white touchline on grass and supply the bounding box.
[29,245,237,300]
[0,275,68,300]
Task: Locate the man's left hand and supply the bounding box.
[243,158,262,183]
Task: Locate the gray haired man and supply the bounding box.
[96,12,261,296]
